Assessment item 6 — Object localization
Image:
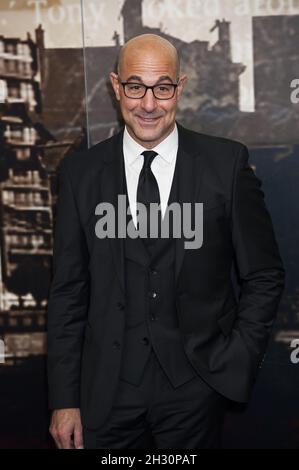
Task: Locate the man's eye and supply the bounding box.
[128,84,142,90]
[157,85,171,92]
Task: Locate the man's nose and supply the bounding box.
[140,88,157,112]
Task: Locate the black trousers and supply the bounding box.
[83,349,228,449]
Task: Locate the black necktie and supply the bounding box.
[136,150,161,244]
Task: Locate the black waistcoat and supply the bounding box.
[119,153,197,388]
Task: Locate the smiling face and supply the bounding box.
[110,35,187,149]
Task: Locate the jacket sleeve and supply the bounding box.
[47,155,90,409]
[231,143,285,373]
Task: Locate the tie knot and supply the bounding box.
[141,150,158,170]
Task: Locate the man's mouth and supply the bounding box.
[136,116,162,124]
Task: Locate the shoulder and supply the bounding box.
[177,124,250,193]
[58,130,122,178]
[177,123,248,160]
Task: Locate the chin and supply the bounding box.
[138,131,162,144]
[132,126,159,141]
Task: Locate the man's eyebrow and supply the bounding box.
[125,75,175,83]
[156,75,175,83]
[126,75,143,82]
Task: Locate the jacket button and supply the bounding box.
[113,341,121,349]
[148,291,157,299]
[117,302,125,310]
[259,355,266,368]
[149,268,158,275]
[141,337,149,345]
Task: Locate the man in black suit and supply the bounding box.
[47,34,285,449]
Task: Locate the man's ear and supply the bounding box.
[109,72,121,101]
[177,74,188,101]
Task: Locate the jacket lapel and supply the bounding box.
[174,123,205,284]
[100,129,126,295]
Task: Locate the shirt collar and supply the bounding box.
[123,123,178,166]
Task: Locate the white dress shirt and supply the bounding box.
[123,123,178,229]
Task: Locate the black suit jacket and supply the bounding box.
[47,122,285,429]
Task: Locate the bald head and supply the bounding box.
[117,34,180,79]
[110,33,187,149]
